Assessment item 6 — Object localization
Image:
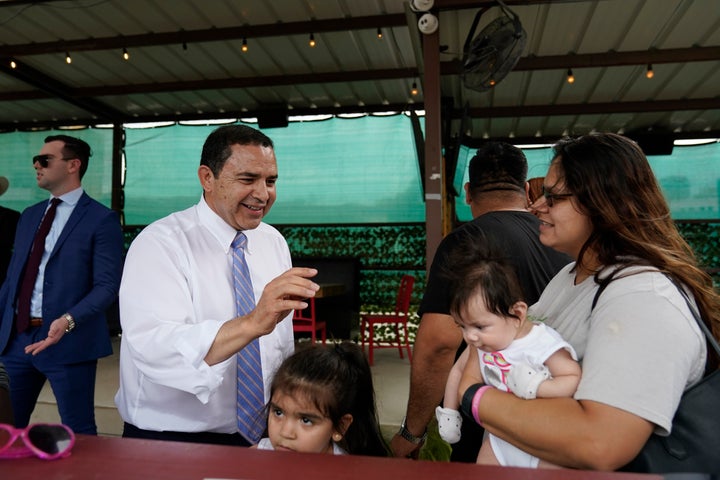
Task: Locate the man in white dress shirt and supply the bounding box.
[115,125,318,446]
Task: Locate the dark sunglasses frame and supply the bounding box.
[32,154,75,168]
[541,187,574,207]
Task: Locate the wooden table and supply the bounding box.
[1,435,662,480]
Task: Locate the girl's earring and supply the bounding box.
[332,433,342,442]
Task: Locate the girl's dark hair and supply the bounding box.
[269,341,388,456]
[442,225,525,323]
[551,132,720,370]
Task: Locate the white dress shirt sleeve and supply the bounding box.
[118,223,230,403]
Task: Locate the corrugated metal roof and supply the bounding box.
[0,0,718,141]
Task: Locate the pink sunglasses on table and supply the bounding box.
[0,423,75,460]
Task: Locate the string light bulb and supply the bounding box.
[122,47,129,60]
[241,37,248,52]
[10,59,17,69]
[65,52,72,64]
[411,82,419,96]
[566,68,575,84]
[646,64,654,79]
[309,33,316,48]
[377,27,383,39]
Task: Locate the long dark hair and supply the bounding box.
[551,132,720,369]
[269,342,388,456]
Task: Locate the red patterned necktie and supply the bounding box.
[16,198,62,333]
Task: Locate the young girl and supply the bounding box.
[435,231,581,468]
[254,341,388,456]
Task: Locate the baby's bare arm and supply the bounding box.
[458,347,485,401]
[444,347,470,408]
[537,349,581,398]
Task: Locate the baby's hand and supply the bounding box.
[506,362,550,399]
[435,407,463,444]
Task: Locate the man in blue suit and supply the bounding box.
[0,135,123,434]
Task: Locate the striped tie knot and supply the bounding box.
[231,231,247,251]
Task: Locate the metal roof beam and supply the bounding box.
[0,103,423,131]
[0,57,128,121]
[3,44,715,100]
[435,0,603,8]
[440,46,720,74]
[0,67,419,100]
[457,98,720,118]
[1,97,718,131]
[0,14,407,56]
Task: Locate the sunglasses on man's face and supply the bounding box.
[0,423,75,460]
[32,154,75,168]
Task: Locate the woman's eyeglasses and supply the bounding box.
[0,423,75,460]
[32,155,75,168]
[541,187,574,208]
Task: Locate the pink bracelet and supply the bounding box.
[471,385,493,426]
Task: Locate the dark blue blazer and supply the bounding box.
[0,204,21,286]
[0,192,123,363]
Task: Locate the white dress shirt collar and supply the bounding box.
[197,194,256,255]
[52,186,83,206]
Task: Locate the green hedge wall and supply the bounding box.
[677,222,720,286]
[123,221,720,344]
[278,224,426,344]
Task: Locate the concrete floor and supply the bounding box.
[30,335,411,439]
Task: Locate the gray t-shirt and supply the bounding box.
[529,263,705,435]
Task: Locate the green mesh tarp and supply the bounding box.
[123,115,425,225]
[0,124,718,224]
[454,145,556,222]
[649,143,720,220]
[454,142,720,222]
[0,129,113,211]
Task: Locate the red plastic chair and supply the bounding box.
[292,297,327,344]
[361,274,414,366]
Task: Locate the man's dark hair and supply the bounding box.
[44,135,91,179]
[467,142,527,196]
[200,125,274,176]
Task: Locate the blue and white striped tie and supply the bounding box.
[232,232,265,443]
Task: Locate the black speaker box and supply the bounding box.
[627,133,674,156]
[257,109,289,129]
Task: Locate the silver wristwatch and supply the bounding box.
[397,417,427,445]
[63,313,76,333]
